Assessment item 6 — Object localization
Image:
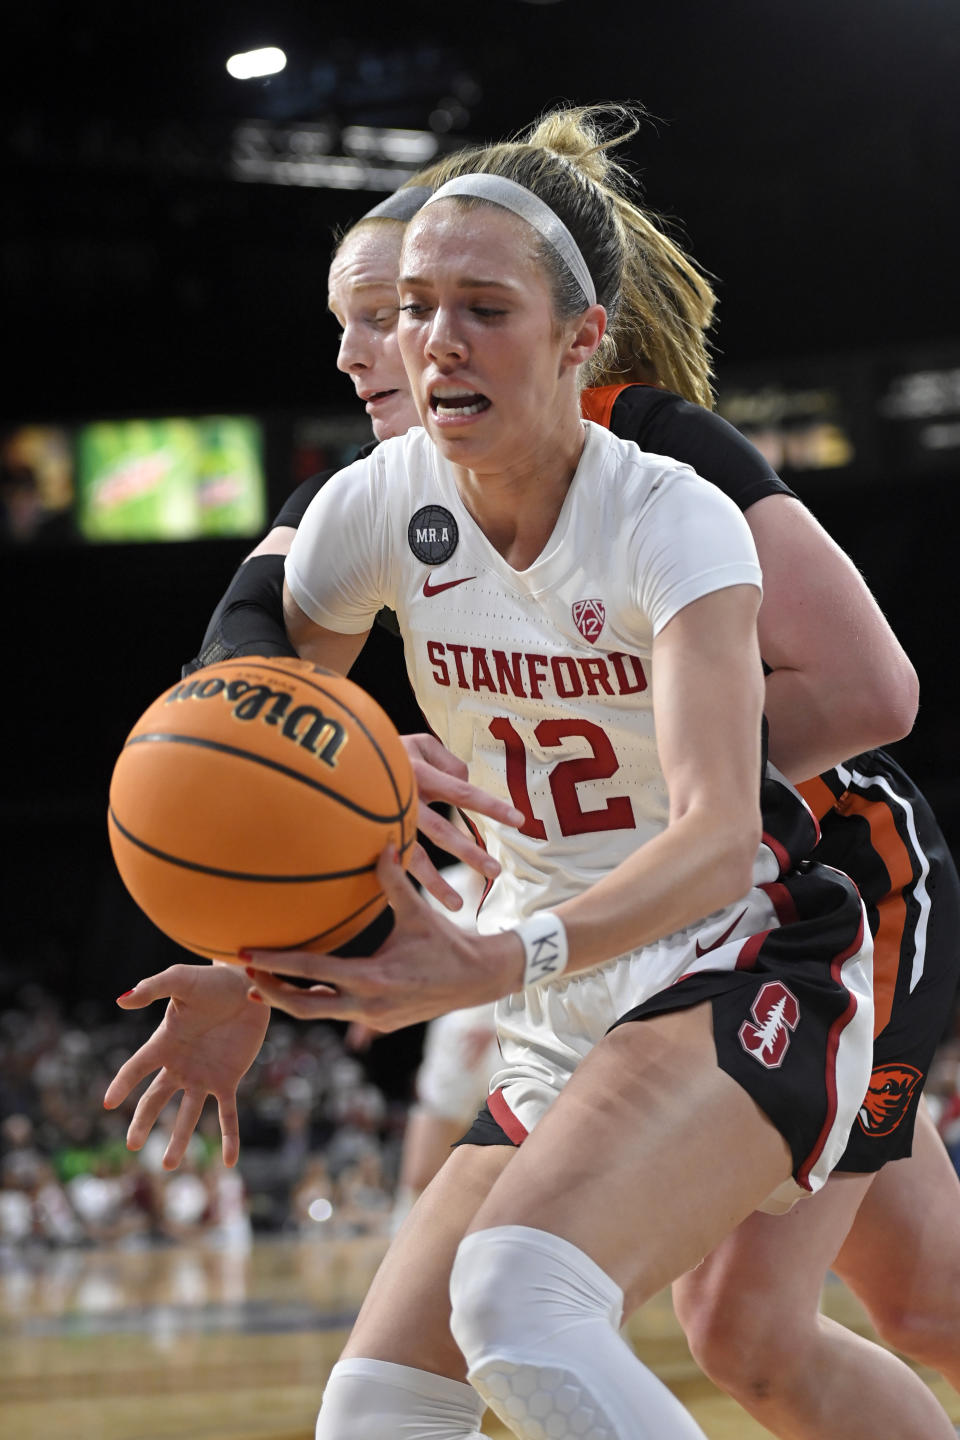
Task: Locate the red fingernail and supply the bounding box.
[238,949,252,960]
[117,989,135,1000]
[248,990,264,1004]
[245,967,257,979]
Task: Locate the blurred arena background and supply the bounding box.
[2,3,958,1435]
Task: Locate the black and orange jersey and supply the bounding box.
[594,383,960,1170]
[583,382,797,511]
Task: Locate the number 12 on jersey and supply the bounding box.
[489,717,636,839]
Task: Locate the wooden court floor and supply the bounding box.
[1,1231,957,1439]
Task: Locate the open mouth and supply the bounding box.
[429,390,491,418]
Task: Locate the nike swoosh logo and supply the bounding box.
[422,574,476,597]
[695,908,748,958]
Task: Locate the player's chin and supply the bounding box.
[426,416,494,458]
[371,396,418,441]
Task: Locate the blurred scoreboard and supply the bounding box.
[717,344,960,483]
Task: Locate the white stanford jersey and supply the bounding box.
[286,421,762,938]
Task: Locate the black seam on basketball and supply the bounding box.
[109,807,381,883]
[283,892,387,951]
[124,731,406,824]
[169,889,386,957]
[211,659,407,813]
[165,841,414,956]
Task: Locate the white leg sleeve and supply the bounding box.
[450,1226,708,1440]
[315,1357,485,1440]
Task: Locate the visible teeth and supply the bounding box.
[437,400,487,416]
[431,391,490,417]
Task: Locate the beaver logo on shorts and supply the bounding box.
[856,1063,923,1136]
[738,981,800,1069]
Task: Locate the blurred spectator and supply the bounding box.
[66,1149,150,1245]
[3,974,959,1257]
[0,982,402,1249]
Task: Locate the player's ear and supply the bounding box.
[563,304,606,372]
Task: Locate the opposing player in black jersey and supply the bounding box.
[105,108,959,1438]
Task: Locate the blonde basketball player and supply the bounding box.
[106,110,959,1438]
[239,139,878,1439]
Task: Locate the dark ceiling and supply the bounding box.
[4,0,959,419]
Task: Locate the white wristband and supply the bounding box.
[513,911,569,988]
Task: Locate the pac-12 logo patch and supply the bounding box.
[408,505,459,565]
[856,1062,923,1136]
[572,598,605,642]
[738,981,800,1069]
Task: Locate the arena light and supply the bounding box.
[342,126,439,164]
[226,47,287,80]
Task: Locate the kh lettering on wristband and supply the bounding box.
[513,911,569,988]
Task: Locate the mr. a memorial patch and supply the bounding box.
[408,505,459,565]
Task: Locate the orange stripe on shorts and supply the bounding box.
[834,792,913,1036]
[797,775,841,824]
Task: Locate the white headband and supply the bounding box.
[363,185,433,222]
[420,173,597,308]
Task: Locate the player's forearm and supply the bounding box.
[530,804,760,978]
[184,553,297,675]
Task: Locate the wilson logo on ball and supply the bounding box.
[165,675,347,767]
[108,658,417,961]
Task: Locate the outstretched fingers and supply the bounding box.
[103,1045,161,1111]
[376,843,431,917]
[125,1072,179,1152]
[402,732,523,828]
[113,965,188,1011]
[406,841,467,909]
[216,1095,241,1168]
[163,1090,207,1170]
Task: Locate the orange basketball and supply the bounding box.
[107,657,417,960]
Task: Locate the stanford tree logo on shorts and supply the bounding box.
[572,598,605,642]
[738,981,800,1069]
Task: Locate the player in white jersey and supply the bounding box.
[239,139,876,1439]
[101,115,955,1440]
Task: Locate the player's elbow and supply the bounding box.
[848,650,919,749]
[878,654,920,740]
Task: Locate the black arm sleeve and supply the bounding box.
[609,387,797,514]
[182,442,388,677]
[272,440,379,528]
[270,473,329,530]
[182,554,295,677]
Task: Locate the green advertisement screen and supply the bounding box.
[76,415,267,542]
